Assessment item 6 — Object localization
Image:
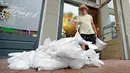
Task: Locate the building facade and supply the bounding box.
[0,0,130,59]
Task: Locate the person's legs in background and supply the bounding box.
[89,34,100,53]
[80,34,87,50]
[81,34,96,50]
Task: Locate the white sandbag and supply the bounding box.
[32,51,68,70]
[83,49,98,58]
[56,38,86,69]
[33,51,51,60]
[47,40,58,52]
[44,38,51,44]
[28,51,35,68]
[90,58,104,68]
[8,51,36,70]
[57,42,76,58]
[8,57,20,64]
[35,59,68,70]
[36,39,58,53]
[56,31,97,59]
[56,41,84,59]
[84,56,91,64]
[8,52,23,57]
[96,37,107,50]
[60,56,85,69]
[8,52,26,64]
[56,43,86,69]
[42,37,86,69]
[8,60,30,70]
[83,49,104,67]
[36,38,51,52]
[89,54,104,68]
[8,51,31,70]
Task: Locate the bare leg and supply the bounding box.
[82,44,86,50]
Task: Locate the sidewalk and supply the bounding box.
[0,59,130,73]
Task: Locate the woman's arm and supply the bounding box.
[92,22,98,36]
[91,16,98,36]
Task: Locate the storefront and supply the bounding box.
[0,0,129,59]
[0,0,45,57]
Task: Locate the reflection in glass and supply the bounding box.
[0,0,42,37]
[102,0,117,41]
[62,3,79,38]
[108,0,114,9]
[103,14,117,41]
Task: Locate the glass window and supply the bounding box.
[101,0,117,41]
[103,14,117,41]
[62,3,79,38]
[108,0,114,9]
[64,3,79,17]
[108,14,115,24]
[0,0,42,37]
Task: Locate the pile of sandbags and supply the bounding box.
[7,32,106,70]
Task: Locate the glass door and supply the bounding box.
[61,2,79,38]
[99,0,124,59]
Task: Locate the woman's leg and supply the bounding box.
[80,34,87,50]
[82,44,86,50]
[85,34,96,50]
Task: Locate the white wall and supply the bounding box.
[121,0,130,59]
[39,0,61,45]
